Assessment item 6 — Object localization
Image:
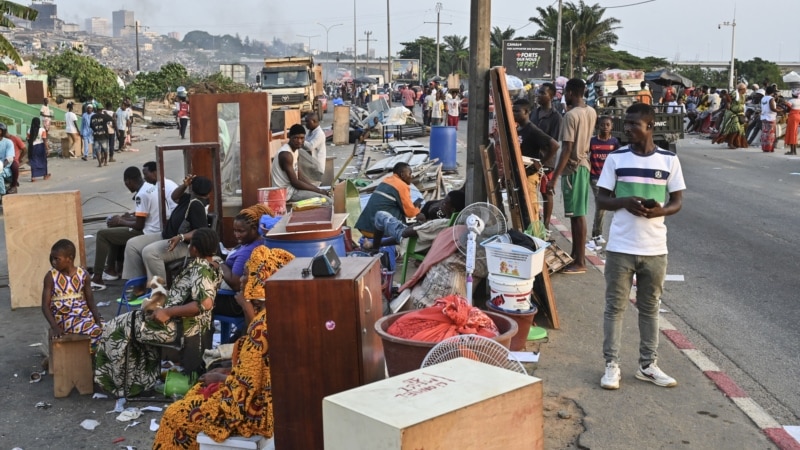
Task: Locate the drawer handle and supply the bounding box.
[363,286,373,314]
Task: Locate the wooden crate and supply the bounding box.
[333,105,350,145]
[545,242,574,274]
[323,358,543,450]
[50,332,93,398]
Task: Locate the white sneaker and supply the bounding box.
[593,235,606,245]
[586,240,597,251]
[601,362,621,390]
[101,271,120,281]
[635,363,677,387]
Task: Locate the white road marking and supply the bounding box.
[731,397,781,429]
[682,349,720,372]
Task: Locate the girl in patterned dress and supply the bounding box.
[41,239,103,349]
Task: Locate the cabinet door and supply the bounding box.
[356,260,386,384]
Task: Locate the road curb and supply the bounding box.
[549,216,800,450]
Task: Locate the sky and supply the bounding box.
[58,0,800,64]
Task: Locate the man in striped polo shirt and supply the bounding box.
[596,103,686,391]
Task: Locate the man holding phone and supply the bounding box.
[596,103,686,391]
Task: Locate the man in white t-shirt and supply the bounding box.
[64,102,79,157]
[596,103,686,391]
[90,166,161,290]
[300,112,326,183]
[142,160,179,217]
[114,100,131,155]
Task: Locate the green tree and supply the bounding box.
[673,65,727,88]
[530,1,620,77]
[0,1,38,64]
[37,50,122,105]
[443,35,468,76]
[490,26,515,67]
[736,58,785,88]
[127,62,191,100]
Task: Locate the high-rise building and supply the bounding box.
[112,10,134,38]
[30,0,58,31]
[85,17,110,37]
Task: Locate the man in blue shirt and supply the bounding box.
[0,123,15,196]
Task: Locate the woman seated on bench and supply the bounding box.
[94,228,223,398]
[153,245,294,449]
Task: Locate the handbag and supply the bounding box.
[177,198,202,235]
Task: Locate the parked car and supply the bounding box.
[459,91,494,119]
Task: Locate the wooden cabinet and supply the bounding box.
[265,257,385,450]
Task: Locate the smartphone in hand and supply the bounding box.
[641,199,658,208]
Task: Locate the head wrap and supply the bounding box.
[242,246,295,301]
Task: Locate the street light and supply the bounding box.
[718,8,736,91]
[318,22,343,82]
[297,34,319,53]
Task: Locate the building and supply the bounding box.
[168,31,181,41]
[85,17,110,37]
[29,0,58,31]
[112,9,134,38]
[62,23,80,33]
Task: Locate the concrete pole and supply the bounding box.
[555,0,562,78]
[387,0,392,85]
[436,2,442,77]
[354,0,358,76]
[466,0,490,205]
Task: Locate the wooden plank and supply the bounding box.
[50,332,93,397]
[333,105,350,145]
[267,213,348,239]
[480,143,503,210]
[286,206,335,232]
[4,191,85,309]
[489,67,536,230]
[532,262,560,330]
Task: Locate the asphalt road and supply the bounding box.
[655,137,800,424]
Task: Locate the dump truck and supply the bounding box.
[259,56,321,115]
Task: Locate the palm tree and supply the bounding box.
[529,1,620,78]
[0,1,38,64]
[443,35,468,75]
[489,26,515,67]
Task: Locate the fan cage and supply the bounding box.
[421,334,527,375]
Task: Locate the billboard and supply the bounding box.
[392,59,419,82]
[502,40,553,80]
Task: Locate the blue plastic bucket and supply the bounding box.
[263,232,346,257]
[429,126,457,171]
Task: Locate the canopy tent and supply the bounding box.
[354,76,378,84]
[645,69,693,88]
[783,71,800,84]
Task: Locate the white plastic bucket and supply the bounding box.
[488,273,534,311]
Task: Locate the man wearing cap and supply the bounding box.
[270,124,331,202]
[0,124,15,197]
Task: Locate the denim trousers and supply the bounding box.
[603,250,667,367]
[374,211,407,242]
[589,177,605,238]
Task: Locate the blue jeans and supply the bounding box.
[602,251,668,367]
[82,134,94,157]
[374,211,407,242]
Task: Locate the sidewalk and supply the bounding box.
[539,216,781,449]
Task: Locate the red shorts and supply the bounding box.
[540,171,554,194]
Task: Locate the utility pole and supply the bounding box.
[353,0,358,77]
[297,34,319,53]
[466,0,490,205]
[360,30,375,77]
[318,23,343,82]
[387,0,392,85]
[424,2,451,77]
[555,0,562,78]
[124,21,147,71]
[718,6,737,91]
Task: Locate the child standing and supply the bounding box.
[42,239,103,348]
[587,116,621,251]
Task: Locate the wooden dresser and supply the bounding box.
[265,256,385,449]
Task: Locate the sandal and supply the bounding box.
[44,174,51,180]
[90,281,107,291]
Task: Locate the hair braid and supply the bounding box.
[235,204,274,231]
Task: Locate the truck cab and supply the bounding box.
[260,57,317,114]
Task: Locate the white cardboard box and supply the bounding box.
[196,433,272,450]
[323,358,543,450]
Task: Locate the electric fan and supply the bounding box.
[452,202,508,305]
[421,334,527,375]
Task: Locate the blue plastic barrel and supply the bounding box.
[429,126,458,171]
[263,232,346,257]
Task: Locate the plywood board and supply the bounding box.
[286,206,335,232]
[333,105,351,145]
[4,191,85,309]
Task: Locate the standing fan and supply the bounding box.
[452,203,507,305]
[421,335,527,375]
